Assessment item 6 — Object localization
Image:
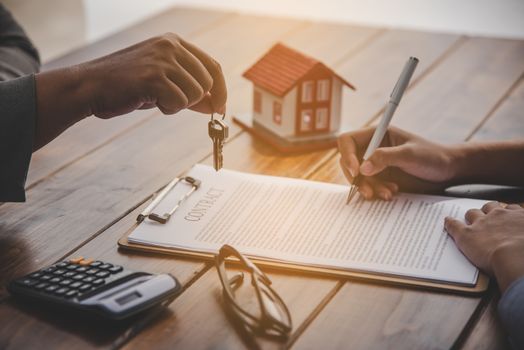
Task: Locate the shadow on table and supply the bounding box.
[1,296,174,348]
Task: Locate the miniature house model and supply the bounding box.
[235,43,355,152]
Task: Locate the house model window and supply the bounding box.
[317,79,330,101]
[254,90,262,113]
[301,81,314,102]
[300,109,313,132]
[273,101,282,124]
[316,108,329,129]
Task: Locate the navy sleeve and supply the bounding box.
[498,276,524,349]
[0,75,37,201]
[0,4,40,202]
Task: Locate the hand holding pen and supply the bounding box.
[341,57,419,204]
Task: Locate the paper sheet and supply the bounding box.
[129,165,487,285]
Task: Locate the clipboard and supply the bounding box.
[118,176,490,295]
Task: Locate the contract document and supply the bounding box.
[129,165,488,286]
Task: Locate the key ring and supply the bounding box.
[210,110,226,121]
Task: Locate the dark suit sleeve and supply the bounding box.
[499,276,524,349]
[0,4,40,202]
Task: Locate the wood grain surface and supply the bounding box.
[1,6,523,350]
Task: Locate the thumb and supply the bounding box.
[360,145,410,176]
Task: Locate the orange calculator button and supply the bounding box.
[79,258,93,266]
[69,256,84,264]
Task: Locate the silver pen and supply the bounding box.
[346,56,419,204]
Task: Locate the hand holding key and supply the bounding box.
[34,33,227,150]
[208,114,229,171]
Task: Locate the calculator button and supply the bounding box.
[95,271,110,278]
[86,268,99,275]
[50,277,62,284]
[45,285,59,293]
[108,265,123,274]
[56,262,69,268]
[72,274,86,281]
[99,263,113,270]
[83,276,96,283]
[75,266,88,273]
[79,259,93,266]
[89,261,103,268]
[29,272,43,279]
[59,279,73,286]
[92,278,105,286]
[16,278,38,287]
[64,271,76,278]
[69,256,84,264]
[40,274,53,281]
[55,287,70,296]
[66,264,79,271]
[53,269,66,276]
[43,266,56,273]
[79,284,92,292]
[70,281,82,289]
[65,290,78,298]
[35,282,49,290]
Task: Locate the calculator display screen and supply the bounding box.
[116,292,141,305]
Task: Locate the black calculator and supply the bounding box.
[8,256,182,320]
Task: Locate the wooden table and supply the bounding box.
[1,7,523,349]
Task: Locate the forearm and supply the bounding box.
[34,65,94,150]
[450,141,524,187]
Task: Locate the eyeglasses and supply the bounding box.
[215,244,292,338]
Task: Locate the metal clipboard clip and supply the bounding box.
[137,176,201,224]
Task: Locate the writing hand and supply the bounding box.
[337,126,455,200]
[445,202,524,293]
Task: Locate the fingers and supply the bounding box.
[360,145,410,176]
[173,44,218,114]
[339,157,354,184]
[339,152,399,201]
[374,182,394,200]
[180,38,227,114]
[338,127,409,200]
[151,34,226,115]
[465,208,484,224]
[384,181,399,193]
[166,65,206,108]
[175,44,213,95]
[358,180,374,200]
[156,79,188,114]
[338,128,376,184]
[338,153,360,183]
[358,178,397,200]
[189,93,215,114]
[481,201,502,214]
[505,204,523,210]
[444,217,467,242]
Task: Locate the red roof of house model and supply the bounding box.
[243,43,355,97]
